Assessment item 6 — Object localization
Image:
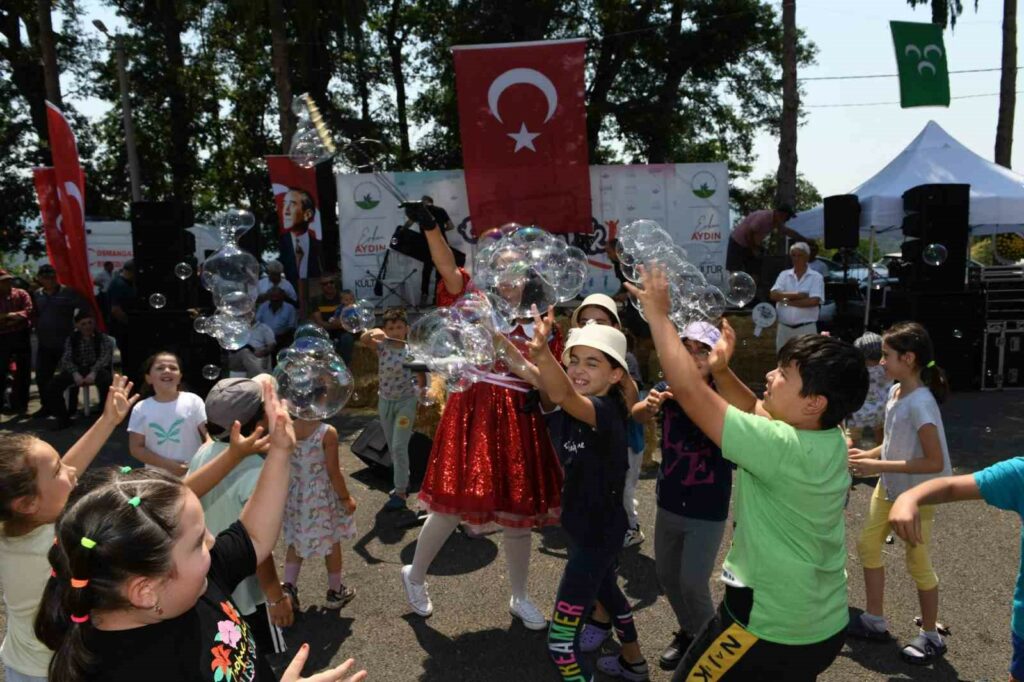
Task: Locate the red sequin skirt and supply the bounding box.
[417,380,562,528]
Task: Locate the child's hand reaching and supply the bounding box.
[708,319,736,373]
[527,305,556,362]
[263,381,296,455]
[281,644,367,682]
[103,373,140,424]
[226,421,271,459]
[624,266,671,320]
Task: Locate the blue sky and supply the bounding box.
[73,1,1022,200]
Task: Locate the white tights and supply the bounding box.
[407,512,532,600]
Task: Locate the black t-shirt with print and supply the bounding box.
[83,521,272,682]
[545,395,629,551]
[653,381,733,521]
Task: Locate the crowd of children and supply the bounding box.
[3,230,1022,681]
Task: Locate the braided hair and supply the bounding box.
[35,467,185,682]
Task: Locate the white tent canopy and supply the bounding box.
[788,121,1024,238]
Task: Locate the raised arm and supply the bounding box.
[406,203,463,296]
[626,269,728,446]
[183,421,270,498]
[707,320,765,416]
[527,306,596,426]
[63,375,139,472]
[239,382,296,563]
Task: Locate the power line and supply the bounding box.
[805,90,1023,109]
[799,66,1018,82]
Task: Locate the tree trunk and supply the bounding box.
[157,0,192,202]
[996,0,1017,168]
[347,0,371,123]
[932,0,949,28]
[268,0,294,153]
[36,0,61,107]
[0,8,50,154]
[385,0,410,168]
[646,0,687,163]
[774,0,798,209]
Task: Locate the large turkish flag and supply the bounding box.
[453,38,591,235]
[43,102,105,329]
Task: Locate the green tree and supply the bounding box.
[731,172,821,218]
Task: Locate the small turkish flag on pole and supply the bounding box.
[453,38,591,235]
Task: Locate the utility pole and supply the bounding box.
[94,20,142,202]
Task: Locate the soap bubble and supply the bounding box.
[336,301,376,334]
[724,271,756,308]
[952,329,963,339]
[202,364,221,380]
[416,384,437,407]
[294,322,331,341]
[148,293,166,309]
[207,314,251,351]
[193,315,208,334]
[273,352,353,420]
[697,285,728,321]
[922,243,948,266]
[288,94,336,169]
[445,374,476,393]
[174,262,193,280]
[216,290,255,317]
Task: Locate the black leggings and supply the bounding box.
[547,542,636,681]
[672,586,845,681]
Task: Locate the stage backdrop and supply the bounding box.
[337,163,729,306]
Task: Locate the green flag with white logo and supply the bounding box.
[890,21,950,108]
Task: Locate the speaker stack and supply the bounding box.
[130,201,197,304]
[898,184,981,390]
[823,195,860,250]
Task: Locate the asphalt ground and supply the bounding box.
[2,389,1023,681]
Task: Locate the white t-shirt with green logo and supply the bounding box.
[720,406,850,645]
[128,392,207,467]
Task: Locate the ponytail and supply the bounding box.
[36,468,185,682]
[882,321,949,404]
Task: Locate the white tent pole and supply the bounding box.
[863,226,876,329]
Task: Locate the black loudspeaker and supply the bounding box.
[131,202,197,303]
[823,195,860,249]
[901,184,970,292]
[908,290,984,391]
[351,418,431,491]
[122,309,221,392]
[389,226,466,266]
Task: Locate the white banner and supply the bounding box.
[337,163,729,306]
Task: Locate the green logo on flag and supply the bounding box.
[890,21,950,108]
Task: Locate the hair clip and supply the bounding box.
[71,578,89,589]
[127,496,141,508]
[120,466,132,474]
[80,537,97,549]
[70,614,90,624]
[50,568,57,578]
[926,360,936,368]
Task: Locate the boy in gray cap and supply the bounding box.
[186,375,293,656]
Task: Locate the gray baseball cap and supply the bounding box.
[205,378,264,432]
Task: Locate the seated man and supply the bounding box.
[228,320,276,376]
[44,309,114,429]
[255,286,298,350]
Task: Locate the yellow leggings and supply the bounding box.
[856,481,939,591]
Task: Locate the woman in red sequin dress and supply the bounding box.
[400,207,563,630]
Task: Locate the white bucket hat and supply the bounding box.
[562,324,628,369]
[570,293,621,327]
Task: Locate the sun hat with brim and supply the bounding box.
[570,293,621,327]
[562,324,628,370]
[681,321,721,349]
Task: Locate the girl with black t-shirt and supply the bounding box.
[35,384,366,682]
[518,307,649,682]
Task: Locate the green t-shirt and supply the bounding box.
[720,406,850,645]
[186,441,264,616]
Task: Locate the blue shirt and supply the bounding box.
[653,381,733,521]
[545,395,629,551]
[255,300,297,336]
[975,457,1024,637]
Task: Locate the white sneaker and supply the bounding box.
[509,595,547,631]
[401,565,433,617]
[623,527,646,548]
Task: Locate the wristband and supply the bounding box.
[268,593,289,607]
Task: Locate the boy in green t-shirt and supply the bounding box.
[628,269,868,680]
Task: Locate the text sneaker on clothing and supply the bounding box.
[325,585,356,610]
[597,654,650,681]
[509,595,547,631]
[401,565,433,617]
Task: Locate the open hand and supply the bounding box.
[281,644,367,682]
[624,266,671,320]
[227,420,271,458]
[103,373,140,423]
[527,305,555,362]
[263,381,297,454]
[708,319,736,373]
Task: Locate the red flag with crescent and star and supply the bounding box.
[42,101,105,328]
[453,38,591,235]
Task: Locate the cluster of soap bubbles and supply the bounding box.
[273,323,355,419]
[289,93,336,169]
[193,209,260,351]
[405,290,516,393]
[615,219,755,330]
[472,224,590,319]
[331,300,377,334]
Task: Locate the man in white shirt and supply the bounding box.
[257,260,298,306]
[770,242,825,351]
[255,286,298,349]
[228,321,276,376]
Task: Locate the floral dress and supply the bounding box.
[283,422,356,558]
[847,364,892,429]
